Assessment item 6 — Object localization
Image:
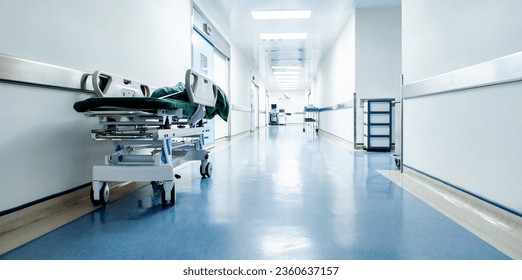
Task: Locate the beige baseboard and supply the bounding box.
[0,181,146,255]
[379,167,522,259]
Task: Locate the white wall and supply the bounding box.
[0,0,190,86]
[229,47,254,136]
[316,13,356,142]
[403,0,522,85]
[402,0,522,214]
[355,8,402,98]
[0,0,191,212]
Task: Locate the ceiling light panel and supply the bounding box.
[260,33,307,40]
[251,10,311,20]
[274,76,299,80]
[273,71,300,75]
[272,66,301,70]
[276,78,299,81]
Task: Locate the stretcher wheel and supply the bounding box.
[200,162,212,178]
[395,158,401,169]
[161,184,176,207]
[90,182,109,206]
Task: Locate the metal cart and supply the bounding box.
[303,105,320,132]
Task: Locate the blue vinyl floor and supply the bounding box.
[0,125,509,260]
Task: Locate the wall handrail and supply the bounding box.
[319,100,354,111]
[231,104,251,112]
[403,51,522,99]
[0,53,95,93]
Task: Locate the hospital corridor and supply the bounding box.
[1,0,522,267]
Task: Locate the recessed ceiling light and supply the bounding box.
[273,71,300,75]
[260,33,307,40]
[272,66,302,70]
[274,73,299,77]
[251,10,311,20]
[275,76,299,81]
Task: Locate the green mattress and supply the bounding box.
[73,82,229,121]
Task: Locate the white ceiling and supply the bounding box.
[200,0,401,92]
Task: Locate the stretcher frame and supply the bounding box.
[79,69,217,207]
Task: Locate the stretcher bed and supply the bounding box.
[74,69,229,206]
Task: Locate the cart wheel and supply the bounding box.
[303,128,305,132]
[200,162,213,177]
[91,182,109,206]
[395,158,401,169]
[161,184,176,207]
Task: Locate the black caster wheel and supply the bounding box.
[200,162,213,178]
[90,182,109,206]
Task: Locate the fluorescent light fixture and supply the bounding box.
[272,66,301,70]
[260,33,307,40]
[273,71,300,75]
[251,10,311,20]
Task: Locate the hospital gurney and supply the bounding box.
[74,69,229,207]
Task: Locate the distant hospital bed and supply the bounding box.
[74,69,229,207]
